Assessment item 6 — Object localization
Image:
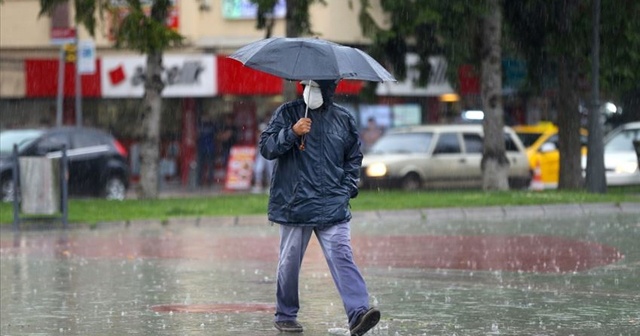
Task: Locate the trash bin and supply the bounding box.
[19,157,60,215]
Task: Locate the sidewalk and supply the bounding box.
[1,195,639,335]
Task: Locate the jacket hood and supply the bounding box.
[303,79,338,107]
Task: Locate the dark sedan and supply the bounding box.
[0,126,130,202]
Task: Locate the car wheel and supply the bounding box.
[104,176,127,200]
[401,173,421,191]
[1,177,16,202]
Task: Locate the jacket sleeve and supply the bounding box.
[343,115,363,198]
[259,104,299,160]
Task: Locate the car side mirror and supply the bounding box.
[539,142,557,153]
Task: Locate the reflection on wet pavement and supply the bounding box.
[1,212,639,335]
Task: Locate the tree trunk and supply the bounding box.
[480,0,509,191]
[585,0,606,193]
[556,55,584,190]
[282,0,302,102]
[137,51,165,199]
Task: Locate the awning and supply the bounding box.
[376,79,455,97]
[23,54,362,98]
[376,53,455,97]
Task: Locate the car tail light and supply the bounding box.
[114,140,128,157]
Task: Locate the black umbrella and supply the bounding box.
[230,37,396,151]
[228,37,396,82]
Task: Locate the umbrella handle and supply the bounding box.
[299,88,311,151]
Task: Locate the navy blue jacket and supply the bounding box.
[259,83,362,227]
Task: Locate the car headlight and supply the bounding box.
[615,161,638,174]
[366,162,387,177]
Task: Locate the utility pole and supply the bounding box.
[56,46,66,127]
[586,0,606,193]
[74,22,82,126]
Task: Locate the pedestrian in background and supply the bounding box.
[259,79,380,336]
[216,113,238,174]
[196,117,216,185]
[360,116,384,153]
[252,116,275,193]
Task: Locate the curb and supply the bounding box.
[96,201,640,229]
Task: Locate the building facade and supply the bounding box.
[0,0,459,185]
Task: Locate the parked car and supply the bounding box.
[513,122,588,189]
[589,121,640,186]
[0,126,130,202]
[359,124,531,190]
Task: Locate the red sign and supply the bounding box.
[50,27,76,41]
[217,56,283,95]
[458,64,480,95]
[25,59,101,97]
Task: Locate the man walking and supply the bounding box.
[259,79,380,336]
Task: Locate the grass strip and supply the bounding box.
[1,186,639,225]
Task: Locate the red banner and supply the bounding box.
[295,80,363,95]
[458,64,480,95]
[217,56,283,95]
[25,59,101,97]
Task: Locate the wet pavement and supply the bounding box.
[1,203,639,336]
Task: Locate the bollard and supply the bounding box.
[12,145,20,230]
[633,140,640,167]
[61,145,68,228]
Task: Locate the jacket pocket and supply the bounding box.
[285,182,300,210]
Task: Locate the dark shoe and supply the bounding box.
[350,307,380,336]
[274,320,304,333]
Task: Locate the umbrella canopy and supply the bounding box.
[228,37,396,82]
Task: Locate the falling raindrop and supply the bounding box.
[184,293,191,305]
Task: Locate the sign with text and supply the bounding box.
[51,27,76,45]
[224,146,256,191]
[222,0,286,19]
[77,40,96,74]
[100,55,216,97]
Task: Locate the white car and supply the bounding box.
[600,122,640,186]
[359,124,532,190]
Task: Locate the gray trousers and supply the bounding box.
[274,222,370,327]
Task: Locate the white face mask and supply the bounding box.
[303,82,323,110]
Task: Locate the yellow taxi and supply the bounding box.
[513,122,588,189]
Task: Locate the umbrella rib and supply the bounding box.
[291,41,305,81]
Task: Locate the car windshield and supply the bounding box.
[0,129,44,155]
[605,128,640,153]
[369,132,433,154]
[516,132,544,147]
